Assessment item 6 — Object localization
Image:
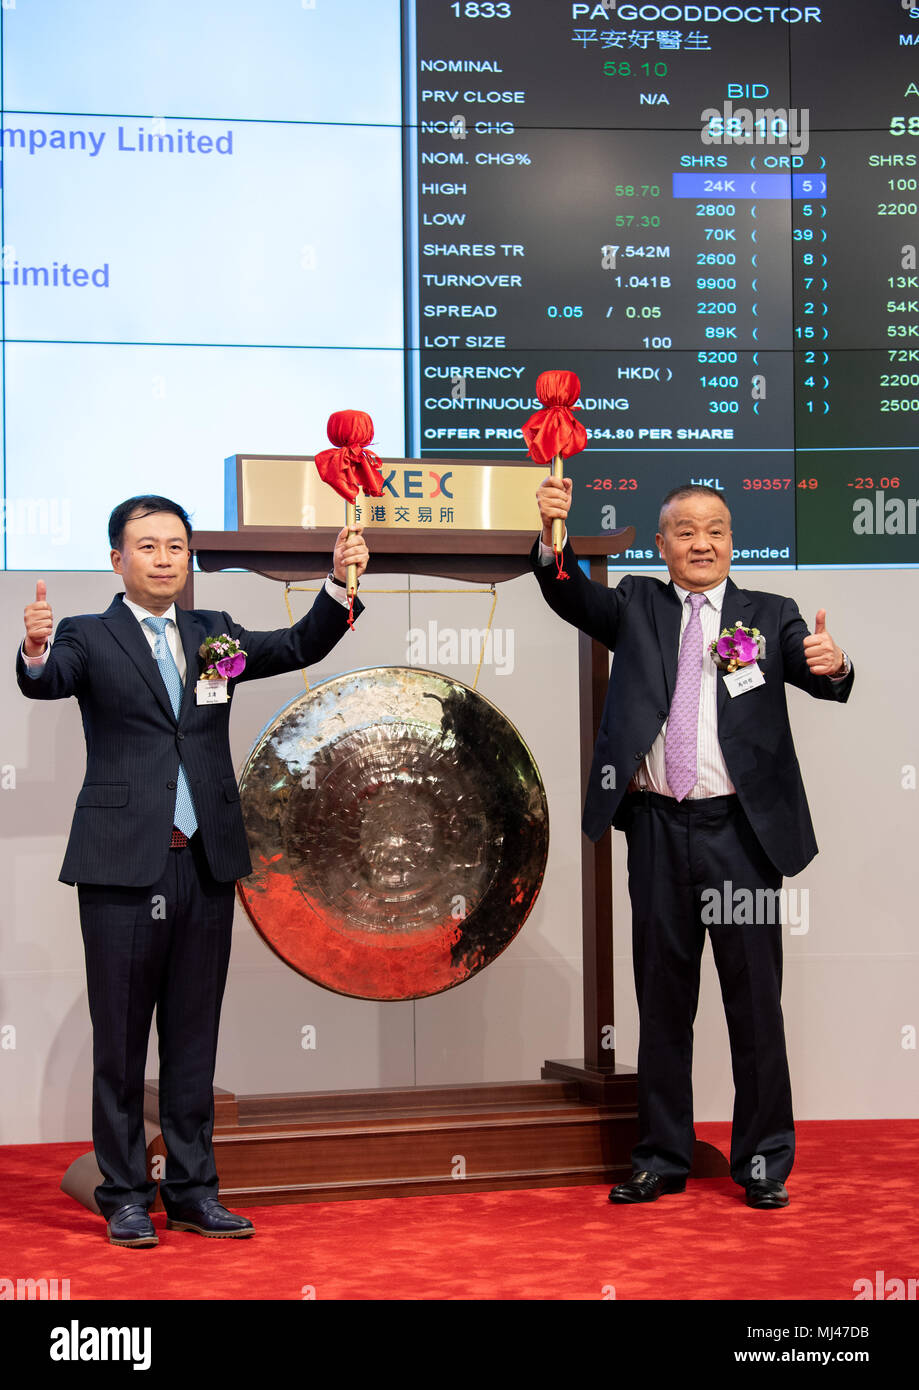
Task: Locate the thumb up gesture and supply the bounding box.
[24,581,53,657]
[802,609,844,676]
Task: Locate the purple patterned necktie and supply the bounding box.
[664,591,707,802]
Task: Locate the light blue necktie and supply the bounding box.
[143,616,198,837]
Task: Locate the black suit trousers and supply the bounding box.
[622,791,795,1185]
[78,835,235,1217]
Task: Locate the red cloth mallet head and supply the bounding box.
[315,409,384,503]
[521,370,587,465]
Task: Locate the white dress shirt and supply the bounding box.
[124,597,187,680]
[633,578,735,799]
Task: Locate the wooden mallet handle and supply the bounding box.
[551,452,564,553]
[345,500,358,598]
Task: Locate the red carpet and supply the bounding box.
[2,1120,917,1301]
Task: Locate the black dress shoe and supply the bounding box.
[608,1170,687,1204]
[166,1197,255,1238]
[744,1178,789,1209]
[106,1203,158,1248]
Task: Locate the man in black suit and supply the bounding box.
[533,479,853,1209]
[18,495,368,1246]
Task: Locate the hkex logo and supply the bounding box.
[379,469,453,499]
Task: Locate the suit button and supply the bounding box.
[177,733,185,741]
[167,780,177,790]
[634,753,643,761]
[657,711,666,721]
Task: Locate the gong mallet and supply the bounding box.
[314,409,385,627]
[521,370,588,580]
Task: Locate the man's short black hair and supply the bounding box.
[658,483,730,531]
[108,496,193,551]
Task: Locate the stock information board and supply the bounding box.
[406,0,919,566]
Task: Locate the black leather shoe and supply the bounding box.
[106,1203,158,1247]
[744,1178,789,1209]
[608,1170,687,1204]
[166,1198,255,1238]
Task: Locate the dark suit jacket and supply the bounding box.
[533,539,854,878]
[16,586,362,887]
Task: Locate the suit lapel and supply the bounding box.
[654,577,752,719]
[101,595,205,725]
[653,581,684,705]
[716,577,753,723]
[175,606,204,726]
[101,595,176,722]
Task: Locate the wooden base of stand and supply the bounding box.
[542,1057,638,1105]
[139,1075,641,1209]
[60,1069,728,1213]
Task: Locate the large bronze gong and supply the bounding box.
[236,666,549,1000]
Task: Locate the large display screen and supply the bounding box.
[2,1,917,569]
[0,0,406,570]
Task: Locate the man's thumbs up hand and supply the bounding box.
[803,608,843,676]
[24,581,53,657]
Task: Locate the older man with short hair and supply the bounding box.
[533,479,853,1209]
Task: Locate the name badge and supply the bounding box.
[196,678,229,705]
[723,664,765,698]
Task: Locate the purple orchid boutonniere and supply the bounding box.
[198,634,247,681]
[710,622,765,673]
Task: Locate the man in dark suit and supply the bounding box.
[18,494,368,1246]
[533,479,853,1209]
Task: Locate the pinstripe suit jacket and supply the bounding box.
[16,587,361,886]
[532,539,854,878]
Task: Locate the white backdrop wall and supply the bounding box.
[1,560,916,1143]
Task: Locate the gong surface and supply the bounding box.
[236,666,549,1000]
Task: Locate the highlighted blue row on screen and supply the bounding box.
[672,174,827,199]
